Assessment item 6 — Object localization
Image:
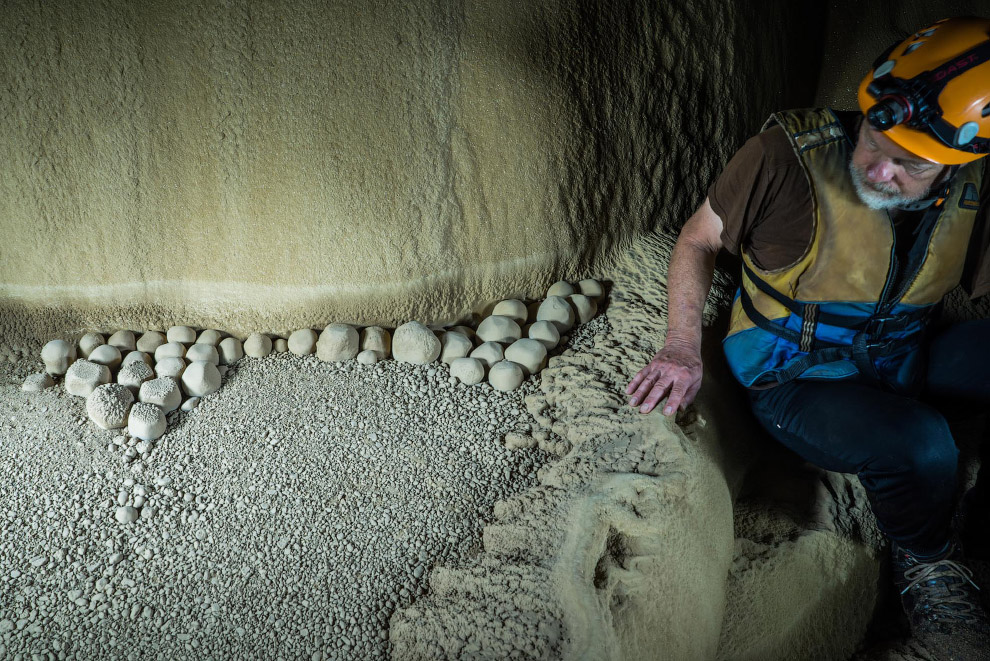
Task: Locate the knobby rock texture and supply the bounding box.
[0,0,816,341]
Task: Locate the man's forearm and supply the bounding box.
[664,238,718,352]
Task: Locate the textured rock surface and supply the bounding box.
[86,383,134,430]
[316,323,360,362]
[21,373,53,391]
[127,402,167,441]
[64,360,111,398]
[389,234,888,661]
[392,322,441,365]
[117,360,154,394]
[0,0,818,339]
[139,377,182,414]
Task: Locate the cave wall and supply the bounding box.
[0,0,820,341]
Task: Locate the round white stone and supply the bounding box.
[488,360,524,392]
[186,343,220,365]
[527,320,561,350]
[166,326,197,344]
[107,330,136,352]
[476,315,522,344]
[360,327,392,358]
[41,339,76,375]
[195,329,223,346]
[154,357,187,380]
[154,342,185,362]
[449,357,485,385]
[121,351,153,368]
[65,360,111,397]
[244,333,272,358]
[78,333,105,359]
[86,383,134,430]
[274,338,288,353]
[181,361,222,397]
[181,397,201,412]
[504,338,548,376]
[450,325,476,343]
[317,324,360,362]
[117,360,155,394]
[491,299,528,324]
[536,296,575,333]
[135,331,166,354]
[88,344,122,370]
[218,337,243,365]
[356,349,380,365]
[139,378,182,414]
[568,293,598,324]
[469,342,504,369]
[288,329,317,356]
[22,373,54,392]
[440,332,473,365]
[578,278,604,301]
[392,322,441,364]
[115,506,140,525]
[547,280,575,298]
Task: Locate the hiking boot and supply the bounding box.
[892,543,990,660]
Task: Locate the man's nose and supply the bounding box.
[866,159,895,184]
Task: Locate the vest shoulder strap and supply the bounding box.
[762,108,850,154]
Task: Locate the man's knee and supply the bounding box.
[896,409,958,481]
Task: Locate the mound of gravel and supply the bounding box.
[0,341,555,660]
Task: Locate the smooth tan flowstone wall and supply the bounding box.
[0,0,819,340]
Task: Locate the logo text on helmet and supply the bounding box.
[934,54,981,82]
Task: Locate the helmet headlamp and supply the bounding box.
[858,18,990,164]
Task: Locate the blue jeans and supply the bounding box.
[747,319,990,557]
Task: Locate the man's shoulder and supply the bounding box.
[750,108,860,169]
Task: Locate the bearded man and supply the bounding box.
[627,17,990,658]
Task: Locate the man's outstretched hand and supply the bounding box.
[626,341,703,415]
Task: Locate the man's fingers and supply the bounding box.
[663,382,688,416]
[639,379,673,414]
[626,368,649,395]
[628,365,660,404]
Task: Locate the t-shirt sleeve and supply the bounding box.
[707,125,813,270]
[962,162,990,300]
[708,132,771,256]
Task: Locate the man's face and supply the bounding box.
[848,121,946,210]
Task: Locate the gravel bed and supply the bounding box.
[0,349,554,660]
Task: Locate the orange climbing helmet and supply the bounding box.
[857,16,990,164]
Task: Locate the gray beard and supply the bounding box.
[848,160,930,211]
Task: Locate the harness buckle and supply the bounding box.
[865,314,897,339]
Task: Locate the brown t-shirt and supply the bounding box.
[708,111,990,299]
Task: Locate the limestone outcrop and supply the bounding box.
[0,0,815,339]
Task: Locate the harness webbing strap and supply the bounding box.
[741,260,930,331]
[739,276,921,386]
[799,304,819,352]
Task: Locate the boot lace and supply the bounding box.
[900,558,983,623]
